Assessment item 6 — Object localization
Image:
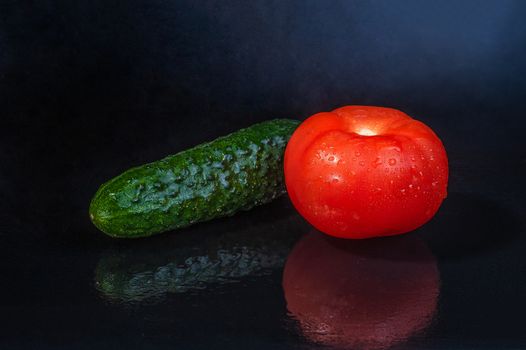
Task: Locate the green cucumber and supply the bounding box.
[89,119,300,238]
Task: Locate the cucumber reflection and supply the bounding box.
[283,231,439,350]
[95,214,306,303]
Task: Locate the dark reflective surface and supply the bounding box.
[283,231,439,350]
[2,1,526,349]
[95,211,305,303]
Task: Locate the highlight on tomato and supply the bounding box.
[284,105,448,239]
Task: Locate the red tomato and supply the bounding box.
[283,231,439,349]
[284,106,448,239]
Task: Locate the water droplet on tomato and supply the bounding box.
[359,161,365,166]
[410,156,416,161]
[388,158,397,165]
[432,181,438,187]
[355,151,361,157]
[372,157,382,168]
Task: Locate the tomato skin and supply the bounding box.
[284,106,448,239]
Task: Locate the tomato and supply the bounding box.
[283,230,439,349]
[284,106,448,239]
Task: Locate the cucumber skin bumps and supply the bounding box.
[89,119,300,238]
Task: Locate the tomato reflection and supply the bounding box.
[283,231,439,349]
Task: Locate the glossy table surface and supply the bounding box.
[1,1,525,349]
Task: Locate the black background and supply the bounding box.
[1,1,525,349]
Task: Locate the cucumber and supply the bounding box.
[89,119,300,238]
